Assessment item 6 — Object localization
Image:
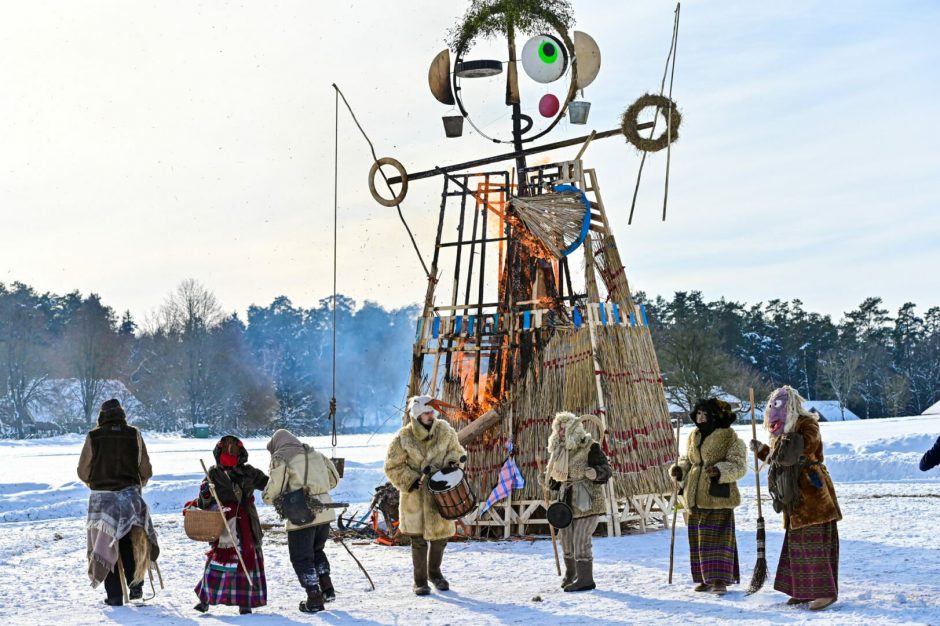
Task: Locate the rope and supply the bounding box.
[331,88,339,452]
[663,4,681,221]
[628,3,682,225]
[331,84,431,278]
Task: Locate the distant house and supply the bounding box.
[667,389,744,424]
[803,400,860,422]
[923,400,940,416]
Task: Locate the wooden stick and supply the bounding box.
[334,534,376,590]
[667,415,682,584]
[749,389,763,518]
[574,130,598,162]
[456,408,501,446]
[117,555,130,604]
[200,459,253,587]
[535,453,561,576]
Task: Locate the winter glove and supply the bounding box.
[549,479,561,491]
[808,470,823,489]
[422,465,433,475]
[749,439,763,453]
[409,477,421,492]
[584,467,597,480]
[669,465,683,481]
[459,455,467,464]
[704,466,721,478]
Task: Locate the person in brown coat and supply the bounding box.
[750,386,842,611]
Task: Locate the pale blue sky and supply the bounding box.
[0,1,937,321]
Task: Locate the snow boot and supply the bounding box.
[319,574,336,602]
[239,606,252,615]
[561,557,576,588]
[299,587,325,613]
[809,597,837,611]
[563,559,596,592]
[412,538,431,596]
[786,598,810,606]
[129,582,143,601]
[193,602,209,613]
[694,583,712,592]
[428,539,449,591]
[103,597,123,607]
[710,582,727,596]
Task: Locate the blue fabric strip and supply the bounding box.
[454,315,463,335]
[613,304,622,325]
[573,307,583,328]
[432,317,441,338]
[467,315,476,336]
[640,305,649,327]
[599,303,608,326]
[523,311,531,330]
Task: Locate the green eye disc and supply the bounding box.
[538,41,558,64]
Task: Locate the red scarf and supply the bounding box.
[210,495,258,571]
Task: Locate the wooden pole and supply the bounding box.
[535,453,562,576]
[200,460,252,586]
[667,415,682,584]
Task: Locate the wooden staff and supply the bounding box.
[200,459,252,586]
[535,453,561,576]
[746,388,768,593]
[667,415,682,584]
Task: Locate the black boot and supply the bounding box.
[561,557,576,588]
[563,559,596,592]
[319,574,336,602]
[103,597,123,607]
[239,606,252,614]
[411,538,431,596]
[428,539,449,591]
[129,582,143,601]
[299,587,325,613]
[193,602,209,613]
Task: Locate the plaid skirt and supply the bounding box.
[195,547,267,607]
[688,508,740,585]
[774,521,839,600]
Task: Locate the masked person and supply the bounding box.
[77,398,159,607]
[191,435,269,615]
[384,395,466,596]
[670,398,747,595]
[545,412,612,592]
[920,435,940,471]
[751,385,842,611]
[262,429,340,613]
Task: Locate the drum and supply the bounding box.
[427,468,477,520]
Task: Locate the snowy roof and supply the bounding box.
[666,388,742,414]
[803,400,860,421]
[923,399,940,415]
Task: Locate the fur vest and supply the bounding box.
[384,416,466,540]
[672,427,747,510]
[758,415,842,530]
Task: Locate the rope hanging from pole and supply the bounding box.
[331,87,339,452]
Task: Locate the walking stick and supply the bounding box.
[746,387,768,594]
[117,556,130,604]
[333,533,376,590]
[200,459,253,586]
[667,415,682,584]
[535,453,561,576]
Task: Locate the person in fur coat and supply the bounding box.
[545,412,612,593]
[384,395,467,596]
[670,398,747,595]
[262,429,340,613]
[750,385,842,611]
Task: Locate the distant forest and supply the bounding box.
[1,280,937,438]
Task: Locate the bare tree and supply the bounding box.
[818,348,863,419]
[657,324,735,414]
[0,286,53,437]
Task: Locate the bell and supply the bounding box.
[442,115,464,138]
[568,100,591,125]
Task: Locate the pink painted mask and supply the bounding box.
[766,388,790,437]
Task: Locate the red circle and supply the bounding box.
[538,94,560,118]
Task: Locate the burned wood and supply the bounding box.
[456,407,501,446]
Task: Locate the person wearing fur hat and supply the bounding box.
[384,395,467,596]
[919,435,940,471]
[191,435,269,615]
[77,398,159,607]
[262,429,340,613]
[750,385,842,611]
[545,412,612,592]
[669,398,747,596]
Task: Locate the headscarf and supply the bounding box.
[267,429,308,462]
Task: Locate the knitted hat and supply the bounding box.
[98,398,126,423]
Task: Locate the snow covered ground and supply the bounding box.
[1,416,939,625]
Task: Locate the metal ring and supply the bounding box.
[368,157,409,207]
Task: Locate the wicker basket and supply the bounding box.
[184,508,226,542]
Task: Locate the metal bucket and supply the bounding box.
[568,100,591,125]
[442,115,464,138]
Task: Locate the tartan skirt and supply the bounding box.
[774,521,839,600]
[687,508,740,585]
[195,547,267,607]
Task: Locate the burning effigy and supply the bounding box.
[365,0,682,537]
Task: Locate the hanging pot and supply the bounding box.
[331,457,345,478]
[442,115,464,138]
[568,100,591,125]
[547,501,573,529]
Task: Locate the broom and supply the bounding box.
[667,414,682,583]
[745,387,767,594]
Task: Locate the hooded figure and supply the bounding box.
[192,435,269,615]
[669,398,747,595]
[545,412,612,593]
[261,429,339,613]
[384,395,466,596]
[751,385,842,611]
[78,398,159,607]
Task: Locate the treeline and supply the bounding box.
[0,280,417,438]
[641,291,940,419]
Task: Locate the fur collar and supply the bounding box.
[547,412,593,451]
[408,415,443,442]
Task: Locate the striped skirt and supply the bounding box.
[774,521,839,600]
[687,508,740,585]
[195,547,267,608]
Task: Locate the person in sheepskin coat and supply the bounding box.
[670,398,747,595]
[262,429,340,613]
[545,412,612,593]
[751,385,842,612]
[384,395,466,596]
